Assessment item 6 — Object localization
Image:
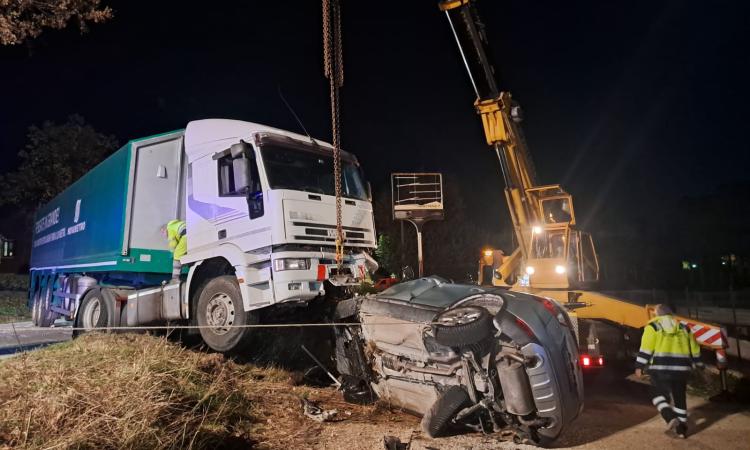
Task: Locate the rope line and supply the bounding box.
[0,321,451,333]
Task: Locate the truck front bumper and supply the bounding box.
[270,250,376,304]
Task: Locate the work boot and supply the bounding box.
[676,423,687,439]
[666,417,679,432]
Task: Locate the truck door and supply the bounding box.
[125,134,184,259]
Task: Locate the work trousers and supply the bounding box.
[172,259,182,279]
[649,371,688,425]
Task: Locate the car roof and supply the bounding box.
[377,276,498,309]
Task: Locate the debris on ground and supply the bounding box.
[383,435,411,450]
[301,397,339,422]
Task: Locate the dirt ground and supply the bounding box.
[305,368,750,450]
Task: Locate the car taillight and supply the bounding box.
[533,296,568,327]
[580,354,604,367]
[540,298,556,315]
[515,317,535,338]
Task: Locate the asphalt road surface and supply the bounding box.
[0,320,72,358]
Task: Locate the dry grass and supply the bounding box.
[0,334,260,449]
[0,291,30,324]
[0,333,394,450]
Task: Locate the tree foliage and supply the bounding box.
[0,115,118,209]
[0,0,112,45]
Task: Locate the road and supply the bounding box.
[0,320,72,358]
[314,368,750,449]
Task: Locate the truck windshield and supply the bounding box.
[260,144,368,201]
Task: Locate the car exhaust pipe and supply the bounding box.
[497,358,535,416]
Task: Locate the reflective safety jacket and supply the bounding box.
[167,219,187,260]
[635,314,703,372]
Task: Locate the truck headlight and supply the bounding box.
[525,266,535,275]
[555,265,566,274]
[273,258,310,271]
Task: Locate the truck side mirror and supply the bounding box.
[230,141,253,194]
[367,182,373,202]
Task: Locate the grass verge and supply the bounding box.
[0,333,386,449]
[0,291,30,324]
[0,334,262,449]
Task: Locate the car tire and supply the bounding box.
[196,275,257,354]
[75,288,114,335]
[434,306,492,348]
[421,386,472,438]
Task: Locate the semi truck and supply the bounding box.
[28,119,377,352]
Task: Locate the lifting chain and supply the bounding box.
[323,0,345,269]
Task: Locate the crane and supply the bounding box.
[437,0,729,368]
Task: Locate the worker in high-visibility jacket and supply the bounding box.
[635,304,703,439]
[162,220,187,281]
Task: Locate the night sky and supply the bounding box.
[1,0,749,283]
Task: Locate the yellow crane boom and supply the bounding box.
[438,0,728,358]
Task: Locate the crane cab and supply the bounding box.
[480,185,600,290]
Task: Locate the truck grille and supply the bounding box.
[292,221,372,245]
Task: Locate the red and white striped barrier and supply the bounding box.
[679,319,727,349]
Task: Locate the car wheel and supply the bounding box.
[434,306,492,347]
[75,288,114,335]
[421,385,472,438]
[196,275,257,353]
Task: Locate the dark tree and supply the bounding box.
[0,0,112,45]
[0,114,118,209]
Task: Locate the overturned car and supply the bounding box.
[334,277,583,446]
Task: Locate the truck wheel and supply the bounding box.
[421,385,472,438]
[34,283,57,328]
[196,275,257,353]
[75,288,114,335]
[31,287,41,326]
[434,306,492,348]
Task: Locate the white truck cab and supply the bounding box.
[182,119,377,313]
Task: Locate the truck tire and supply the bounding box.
[434,306,492,348]
[75,288,115,335]
[34,283,56,328]
[421,385,472,438]
[31,287,41,326]
[196,275,257,353]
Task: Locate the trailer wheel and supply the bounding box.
[33,283,57,328]
[75,288,114,335]
[31,287,41,326]
[196,275,257,353]
[434,306,492,348]
[421,386,472,438]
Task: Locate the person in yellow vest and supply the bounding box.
[162,220,186,281]
[635,304,703,439]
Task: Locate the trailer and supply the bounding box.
[29,119,377,352]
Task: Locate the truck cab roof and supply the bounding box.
[184,119,355,162]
